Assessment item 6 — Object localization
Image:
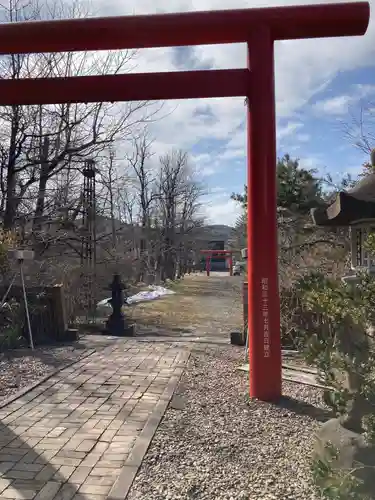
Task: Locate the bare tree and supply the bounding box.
[344,99,375,162]
[126,130,156,281]
[156,150,203,281]
[0,0,160,231]
[96,148,124,250]
[175,177,204,277]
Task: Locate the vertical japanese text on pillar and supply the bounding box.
[261,277,270,358]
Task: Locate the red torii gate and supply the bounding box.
[201,249,233,277]
[0,2,369,401]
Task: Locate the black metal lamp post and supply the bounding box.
[104,274,134,336]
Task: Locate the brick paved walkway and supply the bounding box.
[0,339,190,500]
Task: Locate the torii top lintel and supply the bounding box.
[0,2,369,55]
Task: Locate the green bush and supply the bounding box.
[0,299,25,351]
[296,267,375,499]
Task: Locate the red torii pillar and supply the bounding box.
[0,2,369,401]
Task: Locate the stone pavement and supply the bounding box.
[0,339,190,500]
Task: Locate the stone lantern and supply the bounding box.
[309,151,375,497]
[104,274,135,337]
[311,165,375,277]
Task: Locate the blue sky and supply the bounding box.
[93,0,375,226]
[290,69,374,166]
[279,67,375,181]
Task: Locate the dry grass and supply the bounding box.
[131,272,243,338]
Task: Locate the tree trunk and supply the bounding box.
[33,137,50,231]
[138,225,147,282]
[33,172,48,230]
[3,109,22,231]
[3,170,18,231]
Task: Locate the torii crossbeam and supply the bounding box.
[0,2,369,400]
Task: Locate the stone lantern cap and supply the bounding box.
[311,172,375,227]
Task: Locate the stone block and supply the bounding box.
[314,417,375,498]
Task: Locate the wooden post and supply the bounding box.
[50,284,78,341]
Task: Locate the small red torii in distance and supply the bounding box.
[0,2,369,401]
[200,250,234,277]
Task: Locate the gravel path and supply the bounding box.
[0,335,110,404]
[128,344,326,500]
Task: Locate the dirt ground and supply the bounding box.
[131,272,243,339]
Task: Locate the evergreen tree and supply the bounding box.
[277,154,322,212]
[231,154,322,214]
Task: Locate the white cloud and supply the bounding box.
[200,166,216,176]
[313,95,353,116]
[313,84,375,116]
[202,197,241,227]
[220,148,245,161]
[299,156,322,171]
[355,84,375,97]
[344,164,364,177]
[296,133,310,143]
[277,121,303,140]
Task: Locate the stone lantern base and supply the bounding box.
[314,418,375,497]
[104,316,135,337]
